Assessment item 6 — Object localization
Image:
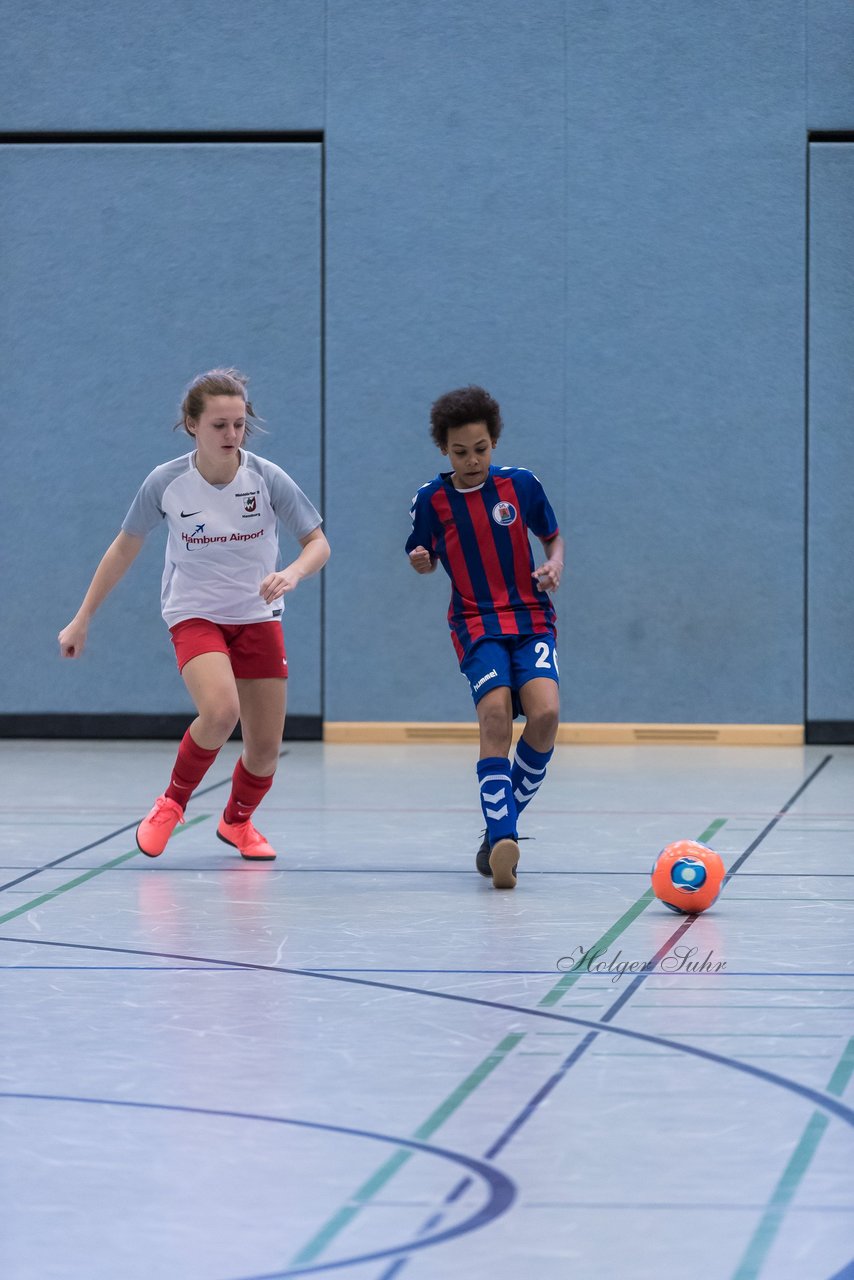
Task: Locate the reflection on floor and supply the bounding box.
[1,740,852,1280]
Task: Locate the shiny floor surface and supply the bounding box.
[1,740,853,1280]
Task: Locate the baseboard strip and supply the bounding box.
[323,722,804,746]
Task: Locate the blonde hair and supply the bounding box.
[175,367,263,436]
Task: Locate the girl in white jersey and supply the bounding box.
[58,368,330,861]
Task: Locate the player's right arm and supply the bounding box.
[408,545,437,574]
[405,486,438,574]
[58,531,145,658]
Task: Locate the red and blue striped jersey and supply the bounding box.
[406,465,559,661]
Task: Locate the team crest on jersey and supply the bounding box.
[243,495,257,513]
[492,500,517,526]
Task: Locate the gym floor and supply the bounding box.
[1,739,852,1280]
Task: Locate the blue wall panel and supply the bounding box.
[561,0,806,722]
[3,1,854,728]
[323,0,806,723]
[0,143,322,717]
[0,0,324,132]
[808,0,854,129]
[324,1,567,720]
[807,143,854,720]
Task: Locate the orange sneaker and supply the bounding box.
[136,794,184,858]
[216,816,277,861]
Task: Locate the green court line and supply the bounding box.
[289,1032,525,1266]
[291,818,728,1266]
[0,816,209,927]
[731,1035,854,1280]
[540,818,727,1007]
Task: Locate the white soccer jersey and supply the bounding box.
[122,450,322,628]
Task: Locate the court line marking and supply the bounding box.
[0,749,287,896]
[0,816,209,927]
[223,815,723,1267]
[4,865,853,878]
[310,759,835,1274]
[2,936,850,1125]
[4,908,853,1280]
[0,1094,515,1277]
[3,754,840,1272]
[2,964,852,979]
[288,1034,524,1267]
[730,1036,854,1280]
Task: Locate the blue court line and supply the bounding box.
[6,753,843,1274]
[372,755,840,1279]
[2,934,851,1128]
[5,863,853,878]
[0,1093,515,1278]
[0,748,288,896]
[2,965,236,971]
[723,754,833,882]
[2,955,852,978]
[0,866,652,876]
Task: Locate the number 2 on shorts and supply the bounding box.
[534,641,559,674]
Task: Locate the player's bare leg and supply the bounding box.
[236,677,287,777]
[517,677,560,752]
[181,651,242,747]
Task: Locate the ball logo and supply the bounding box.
[492,501,517,526]
[650,840,725,915]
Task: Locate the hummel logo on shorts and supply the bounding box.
[473,668,498,692]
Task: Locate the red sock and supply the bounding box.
[164,730,220,809]
[223,757,274,825]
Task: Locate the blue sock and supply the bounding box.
[477,757,518,845]
[511,737,554,817]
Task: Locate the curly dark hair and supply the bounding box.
[429,385,503,449]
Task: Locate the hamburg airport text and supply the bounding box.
[556,945,726,981]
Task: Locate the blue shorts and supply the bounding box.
[460,632,559,711]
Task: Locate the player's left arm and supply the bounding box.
[260,526,330,604]
[534,533,564,593]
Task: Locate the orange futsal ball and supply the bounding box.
[651,840,726,914]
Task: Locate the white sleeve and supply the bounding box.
[247,455,322,541]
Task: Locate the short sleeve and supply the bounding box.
[405,487,437,555]
[122,472,168,538]
[249,456,322,541]
[525,473,559,541]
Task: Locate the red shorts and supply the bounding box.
[169,618,288,679]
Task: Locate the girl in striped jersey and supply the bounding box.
[406,386,564,889]
[59,368,329,862]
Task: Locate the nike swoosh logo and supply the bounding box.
[180,510,202,518]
